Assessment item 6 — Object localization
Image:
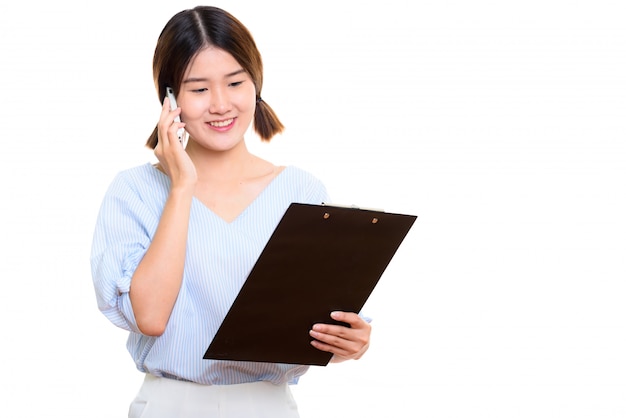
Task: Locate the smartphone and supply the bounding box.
[165,86,184,143]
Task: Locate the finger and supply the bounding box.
[166,120,185,146]
[159,97,172,130]
[161,95,171,112]
[311,322,350,339]
[311,322,370,346]
[165,111,184,144]
[309,328,349,347]
[309,328,365,360]
[312,312,368,336]
[309,326,350,350]
[158,98,183,145]
[329,311,363,327]
[309,338,351,357]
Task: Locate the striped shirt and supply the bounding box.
[90,163,329,385]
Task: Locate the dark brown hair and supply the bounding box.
[145,6,284,148]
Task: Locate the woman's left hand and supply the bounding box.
[309,311,371,362]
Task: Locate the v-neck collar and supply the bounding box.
[149,163,291,225]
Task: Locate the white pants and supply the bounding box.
[128,374,300,418]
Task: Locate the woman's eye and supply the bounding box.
[192,88,208,93]
[229,81,243,87]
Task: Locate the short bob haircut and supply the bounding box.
[146,6,284,149]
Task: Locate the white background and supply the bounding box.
[1,1,625,417]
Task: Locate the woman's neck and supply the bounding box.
[186,139,267,184]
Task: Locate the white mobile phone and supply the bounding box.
[166,86,184,143]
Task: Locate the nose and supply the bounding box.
[209,87,231,115]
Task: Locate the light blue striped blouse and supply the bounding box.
[90,163,329,385]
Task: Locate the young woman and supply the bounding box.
[90,6,371,418]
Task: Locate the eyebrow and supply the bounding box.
[182,69,247,84]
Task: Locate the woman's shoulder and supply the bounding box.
[113,162,159,179]
[105,162,168,198]
[280,165,324,183]
[276,165,329,203]
[109,162,163,184]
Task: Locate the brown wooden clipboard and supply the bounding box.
[203,202,417,366]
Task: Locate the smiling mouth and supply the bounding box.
[208,118,234,128]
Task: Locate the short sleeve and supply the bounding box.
[90,172,160,333]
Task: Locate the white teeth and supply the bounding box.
[209,119,233,127]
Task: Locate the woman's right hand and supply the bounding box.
[131,97,197,336]
[154,97,197,189]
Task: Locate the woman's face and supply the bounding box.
[176,47,256,152]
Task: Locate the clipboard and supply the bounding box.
[203,202,417,366]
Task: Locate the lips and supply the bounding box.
[208,118,235,128]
